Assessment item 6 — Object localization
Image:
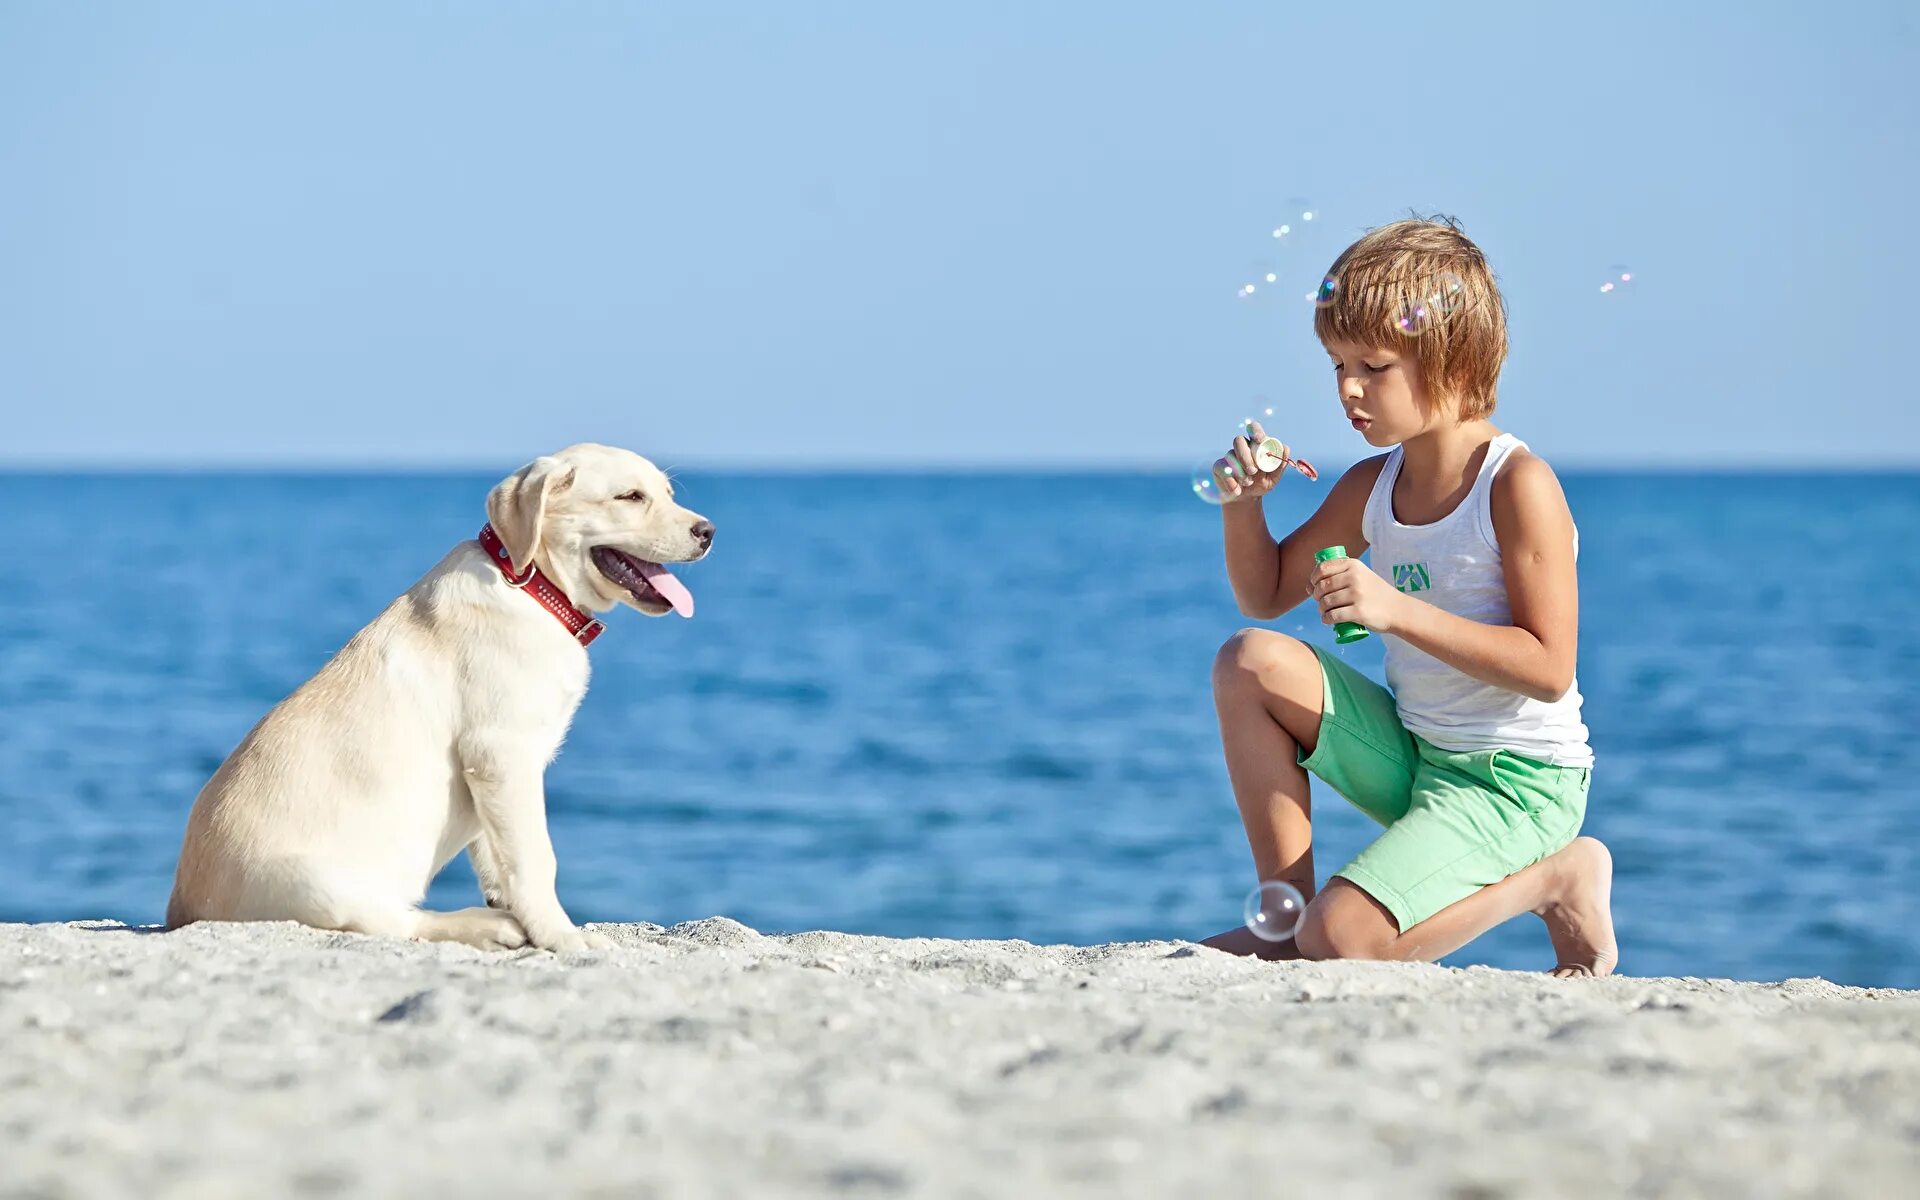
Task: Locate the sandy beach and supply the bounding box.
[3,918,1916,1199]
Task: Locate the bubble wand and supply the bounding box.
[1194,416,1321,502]
[1249,435,1318,480]
[1231,413,1320,481]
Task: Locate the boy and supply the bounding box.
[1202,216,1616,977]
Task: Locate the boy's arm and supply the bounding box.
[1369,454,1579,703]
[1225,457,1386,620]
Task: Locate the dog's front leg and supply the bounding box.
[467,835,508,910]
[461,758,611,953]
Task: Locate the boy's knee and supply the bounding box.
[1212,628,1298,691]
[1296,891,1395,961]
[1296,912,1379,961]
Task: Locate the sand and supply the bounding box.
[2,918,1916,1199]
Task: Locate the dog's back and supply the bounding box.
[166,567,487,929]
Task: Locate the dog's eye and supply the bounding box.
[616,490,648,503]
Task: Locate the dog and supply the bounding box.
[166,443,713,952]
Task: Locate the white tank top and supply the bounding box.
[1359,433,1594,767]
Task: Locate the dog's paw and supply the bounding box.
[526,922,613,955]
[425,907,529,951]
[478,913,531,951]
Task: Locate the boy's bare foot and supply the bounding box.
[1201,925,1304,961]
[1535,836,1618,978]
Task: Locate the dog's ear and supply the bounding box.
[485,456,576,577]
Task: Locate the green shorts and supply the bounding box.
[1299,644,1592,932]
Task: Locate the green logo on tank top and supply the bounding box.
[1392,562,1431,594]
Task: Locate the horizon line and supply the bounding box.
[3,457,1918,477]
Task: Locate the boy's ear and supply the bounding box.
[1421,376,1464,422]
[485,456,576,577]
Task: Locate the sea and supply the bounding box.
[3,469,1916,988]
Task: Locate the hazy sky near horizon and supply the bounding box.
[3,2,1916,470]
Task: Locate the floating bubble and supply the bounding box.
[1430,271,1466,314]
[1313,275,1339,308]
[1236,261,1281,302]
[1287,195,1316,222]
[1191,462,1228,505]
[1237,405,1276,442]
[1243,879,1306,942]
[1394,296,1433,337]
[1600,263,1633,294]
[1271,223,1292,240]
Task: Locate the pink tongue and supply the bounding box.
[636,560,694,618]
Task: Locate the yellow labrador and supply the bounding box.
[166,443,713,952]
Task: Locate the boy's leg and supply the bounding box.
[1211,630,1327,884]
[1202,633,1421,959]
[1298,837,1618,977]
[1294,741,1613,976]
[1200,630,1327,959]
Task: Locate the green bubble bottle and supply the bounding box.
[1314,546,1371,644]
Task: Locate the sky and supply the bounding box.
[2,1,1916,470]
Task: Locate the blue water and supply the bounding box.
[3,470,1916,987]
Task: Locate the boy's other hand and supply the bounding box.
[1310,554,1408,633]
[1211,418,1286,504]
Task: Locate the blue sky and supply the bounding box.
[2,1,1915,469]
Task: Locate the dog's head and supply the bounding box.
[485,443,713,618]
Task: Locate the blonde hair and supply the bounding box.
[1312,215,1508,421]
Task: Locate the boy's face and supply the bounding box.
[1322,338,1441,448]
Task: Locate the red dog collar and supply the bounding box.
[478,524,606,647]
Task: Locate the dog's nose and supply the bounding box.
[691,519,715,548]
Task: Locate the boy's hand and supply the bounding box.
[1309,554,1408,633]
[1210,418,1286,503]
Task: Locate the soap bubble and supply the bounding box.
[1313,275,1339,308]
[1243,879,1306,942]
[1236,260,1282,302]
[1287,196,1316,223]
[1191,462,1228,505]
[1394,296,1433,337]
[1238,405,1276,442]
[1599,263,1633,294]
[1430,271,1466,314]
